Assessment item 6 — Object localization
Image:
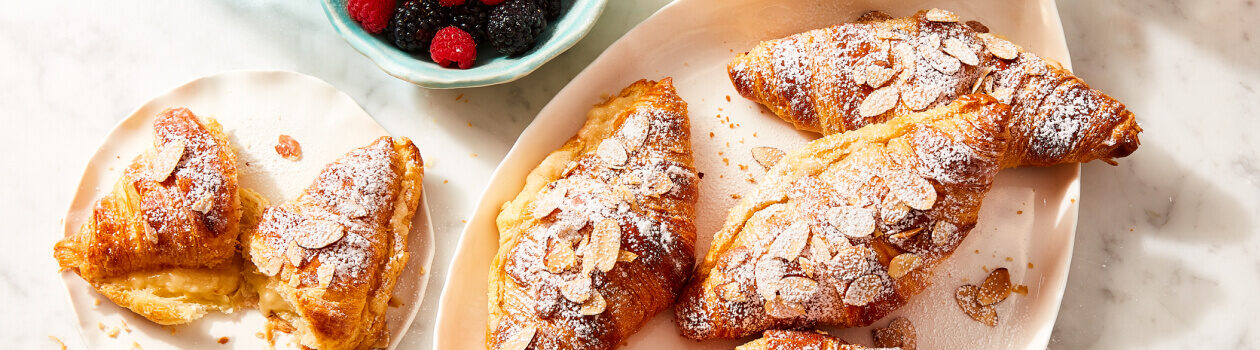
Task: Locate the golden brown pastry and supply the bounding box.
[54,108,245,325]
[674,95,1009,339]
[243,136,423,350]
[737,330,891,350]
[487,79,699,350]
[728,8,1140,167]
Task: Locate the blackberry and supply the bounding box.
[450,2,491,43]
[534,0,562,20]
[388,0,448,52]
[486,0,547,56]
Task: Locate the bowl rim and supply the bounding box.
[321,0,610,89]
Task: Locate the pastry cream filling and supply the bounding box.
[111,267,241,306]
[257,285,294,315]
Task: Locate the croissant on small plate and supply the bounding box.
[728,8,1140,167]
[674,95,1009,339]
[487,79,699,349]
[737,330,891,350]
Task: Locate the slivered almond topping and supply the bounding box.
[874,317,917,350]
[296,219,346,249]
[979,33,1019,60]
[843,274,884,306]
[142,222,159,244]
[643,173,673,197]
[932,221,958,246]
[149,140,186,182]
[531,186,566,219]
[768,222,810,260]
[754,258,787,300]
[808,235,832,261]
[888,253,921,279]
[190,194,214,214]
[891,173,936,210]
[560,276,592,303]
[977,268,1013,305]
[832,246,870,281]
[590,219,621,272]
[751,146,786,170]
[859,86,900,118]
[778,276,819,303]
[943,38,979,66]
[544,241,577,273]
[925,8,959,22]
[829,205,876,238]
[316,263,336,288]
[500,326,536,350]
[764,297,805,318]
[865,65,895,88]
[619,115,649,152]
[596,139,628,168]
[579,290,607,315]
[616,250,638,263]
[285,240,305,267]
[717,282,746,302]
[956,284,998,326]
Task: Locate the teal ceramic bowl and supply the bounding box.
[321,0,608,89]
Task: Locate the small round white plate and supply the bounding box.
[435,0,1078,349]
[59,70,434,349]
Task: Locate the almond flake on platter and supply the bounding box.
[956,284,998,327]
[751,146,786,170]
[873,317,917,350]
[977,267,1013,305]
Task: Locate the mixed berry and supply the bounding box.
[346,0,567,69]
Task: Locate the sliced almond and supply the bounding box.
[285,240,305,267]
[808,236,832,261]
[778,276,819,304]
[832,246,871,281]
[499,326,536,350]
[942,38,979,66]
[925,8,959,22]
[296,219,346,249]
[339,201,369,218]
[578,236,594,275]
[579,290,607,315]
[928,49,961,74]
[890,173,936,210]
[880,201,911,226]
[142,222,159,244]
[977,267,1013,305]
[590,219,622,272]
[888,253,921,279]
[859,85,900,118]
[596,139,628,168]
[616,250,638,263]
[148,140,186,182]
[190,194,214,214]
[893,43,916,81]
[956,284,998,326]
[865,65,895,88]
[754,258,787,300]
[531,186,566,219]
[643,173,673,197]
[797,257,816,278]
[900,84,939,111]
[843,274,885,306]
[828,205,876,238]
[979,33,1018,60]
[971,67,994,94]
[545,241,577,273]
[751,147,786,170]
[768,222,810,260]
[764,297,806,318]
[560,276,592,303]
[874,317,917,350]
[931,221,958,246]
[619,115,650,152]
[717,282,747,302]
[316,263,336,288]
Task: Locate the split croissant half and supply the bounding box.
[737,330,889,350]
[488,79,699,350]
[674,95,1009,339]
[728,9,1141,167]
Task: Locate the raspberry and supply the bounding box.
[438,0,465,6]
[387,0,448,52]
[347,0,396,34]
[430,27,477,69]
[480,0,505,5]
[486,0,547,56]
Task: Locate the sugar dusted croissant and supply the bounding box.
[737,330,890,350]
[728,9,1140,167]
[487,79,699,349]
[674,95,1008,339]
[54,108,246,325]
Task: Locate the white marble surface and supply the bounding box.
[1,0,1256,349]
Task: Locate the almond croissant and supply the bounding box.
[728,9,1140,167]
[674,95,1008,339]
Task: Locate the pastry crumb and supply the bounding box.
[49,336,66,350]
[218,337,230,344]
[275,134,302,161]
[106,327,120,338]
